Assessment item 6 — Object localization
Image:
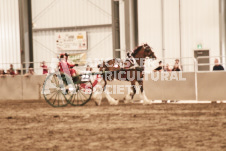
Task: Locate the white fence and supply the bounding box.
[0,71,226,102]
[0,56,225,102]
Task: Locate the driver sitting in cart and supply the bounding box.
[58,53,78,78]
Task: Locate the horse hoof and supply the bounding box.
[124,100,130,104]
[94,100,101,106]
[109,99,119,105]
[143,100,152,105]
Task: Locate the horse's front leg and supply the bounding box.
[138,80,152,105]
[124,80,136,104]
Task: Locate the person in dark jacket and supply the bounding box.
[213,58,224,71]
[154,61,163,72]
[172,64,181,71]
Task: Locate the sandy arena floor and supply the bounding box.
[0,100,226,151]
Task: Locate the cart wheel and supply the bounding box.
[42,73,72,107]
[68,80,93,106]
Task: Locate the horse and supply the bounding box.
[93,44,157,106]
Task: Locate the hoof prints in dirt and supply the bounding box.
[0,100,226,151]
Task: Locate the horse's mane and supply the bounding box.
[132,45,143,57]
[127,44,151,58]
[126,45,143,58]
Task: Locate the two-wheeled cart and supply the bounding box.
[42,72,102,107]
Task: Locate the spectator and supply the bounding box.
[86,65,93,71]
[24,66,35,77]
[16,69,22,75]
[0,69,5,77]
[40,61,48,74]
[165,63,172,71]
[172,64,181,71]
[8,64,15,75]
[213,58,224,71]
[174,59,182,70]
[154,61,163,72]
[6,70,11,75]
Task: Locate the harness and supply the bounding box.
[125,52,142,70]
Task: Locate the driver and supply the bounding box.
[59,53,78,77]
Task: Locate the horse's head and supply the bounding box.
[143,44,157,59]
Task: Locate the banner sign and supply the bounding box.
[68,53,87,66]
[56,31,87,51]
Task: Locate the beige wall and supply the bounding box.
[197,72,226,101]
[0,75,46,101]
[144,72,196,100]
[108,72,196,101]
[22,75,46,100]
[1,72,226,101]
[0,76,23,100]
[138,0,220,72]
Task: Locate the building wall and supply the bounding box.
[0,0,21,70]
[163,0,180,64]
[138,0,163,60]
[138,0,220,71]
[180,0,220,71]
[32,0,113,72]
[119,0,125,59]
[32,0,112,28]
[0,0,221,73]
[33,27,112,71]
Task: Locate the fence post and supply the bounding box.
[194,58,198,102]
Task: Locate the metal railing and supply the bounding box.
[0,61,89,76]
[196,56,226,72]
[145,57,197,72]
[1,56,225,76]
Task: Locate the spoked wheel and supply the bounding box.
[68,80,93,106]
[42,73,72,107]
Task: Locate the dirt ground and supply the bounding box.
[0,100,226,151]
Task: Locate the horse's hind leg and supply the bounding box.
[92,75,105,106]
[92,84,103,106]
[124,80,136,104]
[138,81,152,105]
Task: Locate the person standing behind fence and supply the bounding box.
[0,69,5,77]
[172,64,181,71]
[213,58,224,71]
[24,66,35,77]
[154,61,163,72]
[16,69,21,75]
[8,64,15,75]
[163,63,172,72]
[174,59,182,70]
[40,61,48,74]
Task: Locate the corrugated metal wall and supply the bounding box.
[138,0,220,71]
[0,0,221,73]
[32,0,111,28]
[33,26,112,63]
[32,0,113,72]
[0,0,21,70]
[119,0,126,59]
[180,0,220,71]
[138,0,162,60]
[163,0,180,66]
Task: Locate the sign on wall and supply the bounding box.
[68,53,87,66]
[56,31,87,51]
